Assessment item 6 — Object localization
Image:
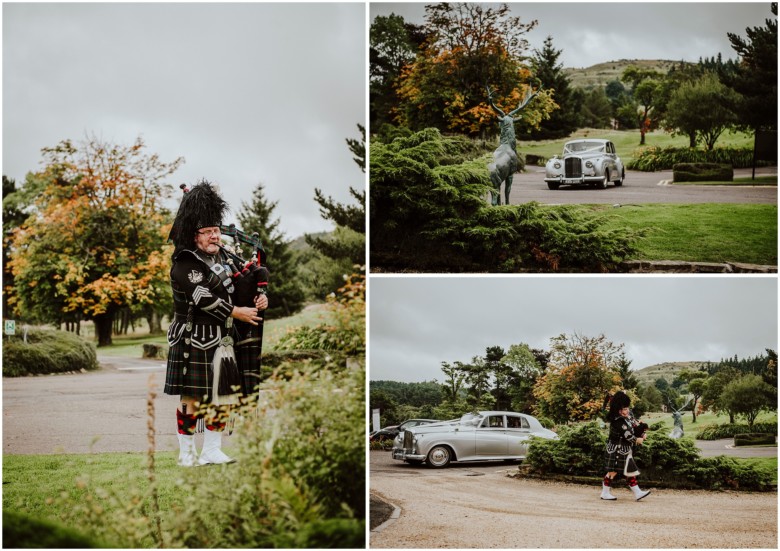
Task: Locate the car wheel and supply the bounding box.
[426,445,452,468]
[615,168,624,186]
[546,182,559,190]
[599,170,609,189]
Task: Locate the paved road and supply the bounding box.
[506,166,777,205]
[369,450,777,548]
[2,355,234,455]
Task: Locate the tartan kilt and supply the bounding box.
[604,443,631,473]
[164,321,262,402]
[164,337,217,403]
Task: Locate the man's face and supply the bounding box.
[194,226,221,255]
[619,407,630,418]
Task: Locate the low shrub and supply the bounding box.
[370,128,641,272]
[3,327,98,377]
[524,153,547,166]
[524,421,774,490]
[697,422,778,440]
[526,422,606,475]
[734,433,776,446]
[627,146,758,171]
[3,509,106,548]
[673,162,733,182]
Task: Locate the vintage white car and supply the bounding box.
[544,139,625,190]
[391,411,558,468]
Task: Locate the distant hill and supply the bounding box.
[564,59,683,89]
[634,361,710,386]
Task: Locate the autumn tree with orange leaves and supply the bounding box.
[533,333,625,424]
[6,136,182,346]
[396,3,555,137]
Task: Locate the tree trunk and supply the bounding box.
[689,133,697,148]
[94,311,115,347]
[145,308,164,335]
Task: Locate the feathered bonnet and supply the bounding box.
[168,180,229,253]
[608,390,631,418]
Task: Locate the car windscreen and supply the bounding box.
[564,142,605,154]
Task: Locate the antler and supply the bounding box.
[508,82,543,117]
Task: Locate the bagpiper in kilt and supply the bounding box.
[165,180,268,467]
[600,390,651,501]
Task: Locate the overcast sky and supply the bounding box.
[369,276,778,382]
[370,1,773,69]
[3,2,365,238]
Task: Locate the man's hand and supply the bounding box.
[254,294,269,311]
[636,437,645,445]
[231,306,262,325]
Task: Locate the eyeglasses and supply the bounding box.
[197,228,221,237]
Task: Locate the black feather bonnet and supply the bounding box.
[608,390,631,418]
[169,180,229,252]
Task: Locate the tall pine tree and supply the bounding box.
[237,183,306,318]
[304,124,366,296]
[528,36,578,139]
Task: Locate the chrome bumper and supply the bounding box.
[545,175,605,185]
[392,449,425,461]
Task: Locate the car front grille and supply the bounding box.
[565,157,582,178]
[403,431,413,449]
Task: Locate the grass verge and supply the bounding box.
[574,203,777,265]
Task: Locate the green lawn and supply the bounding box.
[673,175,777,186]
[579,203,777,265]
[520,128,755,166]
[96,303,332,358]
[2,451,225,547]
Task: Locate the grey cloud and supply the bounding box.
[369,277,778,382]
[3,3,365,238]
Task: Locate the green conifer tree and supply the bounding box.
[237,183,306,318]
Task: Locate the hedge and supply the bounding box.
[627,146,759,172]
[673,162,733,182]
[697,422,778,440]
[3,327,98,377]
[734,433,777,446]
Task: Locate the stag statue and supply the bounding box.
[486,84,541,206]
[668,397,692,439]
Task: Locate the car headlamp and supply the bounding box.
[553,162,561,169]
[585,161,594,169]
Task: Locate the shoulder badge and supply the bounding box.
[188,270,204,284]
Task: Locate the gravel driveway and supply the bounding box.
[370,451,777,548]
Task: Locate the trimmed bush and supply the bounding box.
[673,162,733,182]
[627,145,758,171]
[3,327,98,377]
[697,422,778,440]
[734,433,776,446]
